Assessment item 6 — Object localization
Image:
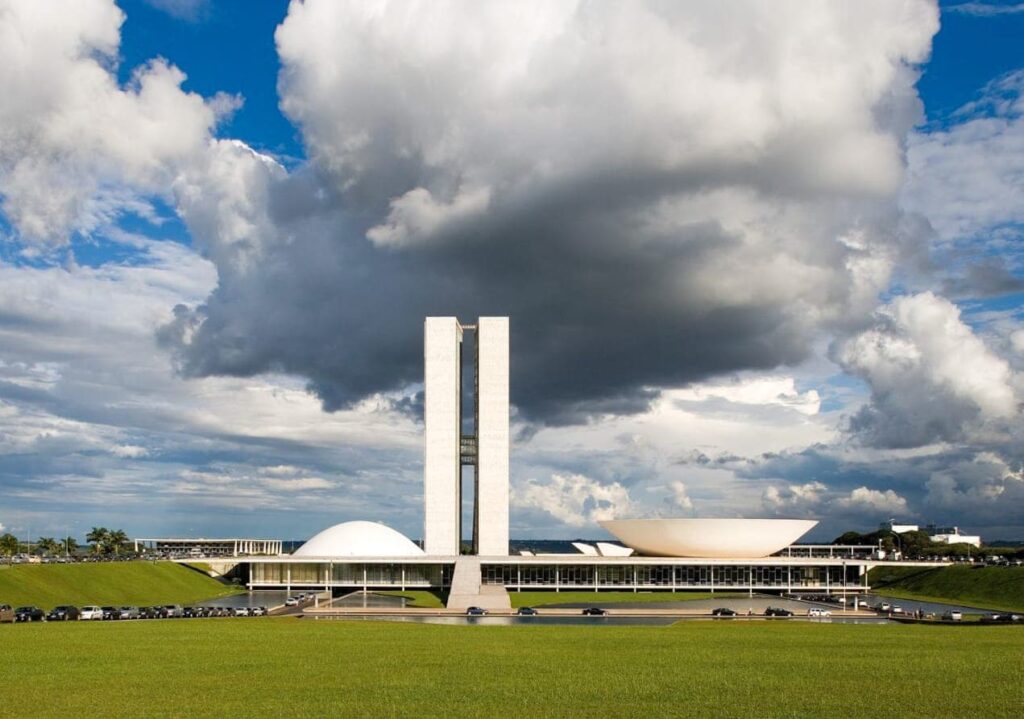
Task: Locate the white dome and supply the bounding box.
[599,518,817,558]
[293,521,425,557]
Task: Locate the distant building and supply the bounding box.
[925,525,981,548]
[134,538,283,557]
[880,520,919,534]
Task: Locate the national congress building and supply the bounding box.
[240,317,886,608]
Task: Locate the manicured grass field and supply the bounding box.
[870,565,1024,612]
[0,561,242,608]
[1,619,1021,718]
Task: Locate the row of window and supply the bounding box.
[250,563,446,586]
[481,564,861,588]
[248,562,861,589]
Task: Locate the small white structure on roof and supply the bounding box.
[293,521,425,557]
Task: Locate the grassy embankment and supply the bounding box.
[0,561,243,607]
[870,565,1024,613]
[1,620,1022,718]
[375,590,748,608]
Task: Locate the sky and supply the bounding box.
[1,0,1024,544]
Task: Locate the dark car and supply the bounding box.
[982,613,1023,624]
[516,606,538,616]
[764,607,793,617]
[15,606,45,622]
[712,607,737,617]
[466,606,488,616]
[101,606,119,620]
[46,605,81,621]
[582,607,607,616]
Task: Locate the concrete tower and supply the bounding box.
[475,317,510,556]
[423,316,509,556]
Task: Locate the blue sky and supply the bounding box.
[1,0,1023,545]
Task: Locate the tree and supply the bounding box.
[35,537,60,556]
[86,527,110,554]
[62,536,79,555]
[108,529,129,556]
[0,533,18,560]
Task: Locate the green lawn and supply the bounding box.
[375,590,447,607]
[0,561,243,608]
[0,620,1021,718]
[870,565,1024,613]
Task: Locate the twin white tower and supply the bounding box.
[423,317,510,556]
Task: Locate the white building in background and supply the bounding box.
[927,526,982,548]
[135,537,282,557]
[880,520,983,547]
[880,520,920,534]
[423,316,509,557]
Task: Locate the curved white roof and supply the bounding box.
[293,521,425,557]
[599,518,817,558]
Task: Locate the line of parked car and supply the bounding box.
[0,602,268,623]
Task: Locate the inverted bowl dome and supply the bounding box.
[293,521,425,557]
[598,518,817,558]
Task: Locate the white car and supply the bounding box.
[284,597,299,607]
[80,605,104,621]
[807,608,832,617]
[233,607,250,617]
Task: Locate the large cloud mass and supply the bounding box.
[160,0,939,424]
[0,0,232,246]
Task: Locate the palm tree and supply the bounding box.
[86,527,109,554]
[62,536,79,556]
[36,537,60,556]
[108,529,129,556]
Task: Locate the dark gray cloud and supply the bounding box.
[160,0,939,426]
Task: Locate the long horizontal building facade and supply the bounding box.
[137,537,283,557]
[242,555,880,595]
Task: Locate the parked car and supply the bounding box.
[284,597,299,607]
[807,608,831,618]
[466,606,488,616]
[982,613,1022,623]
[582,607,607,616]
[251,606,267,617]
[0,604,15,623]
[15,606,45,622]
[101,606,119,620]
[47,605,81,621]
[80,605,104,621]
[711,608,737,617]
[119,606,141,620]
[764,607,793,617]
[234,606,251,617]
[163,605,184,618]
[941,610,963,622]
[516,606,538,616]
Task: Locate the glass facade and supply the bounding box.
[249,561,863,592]
[251,562,447,588]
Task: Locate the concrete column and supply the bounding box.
[475,317,509,556]
[423,318,462,556]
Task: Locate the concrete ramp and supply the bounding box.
[445,557,511,611]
